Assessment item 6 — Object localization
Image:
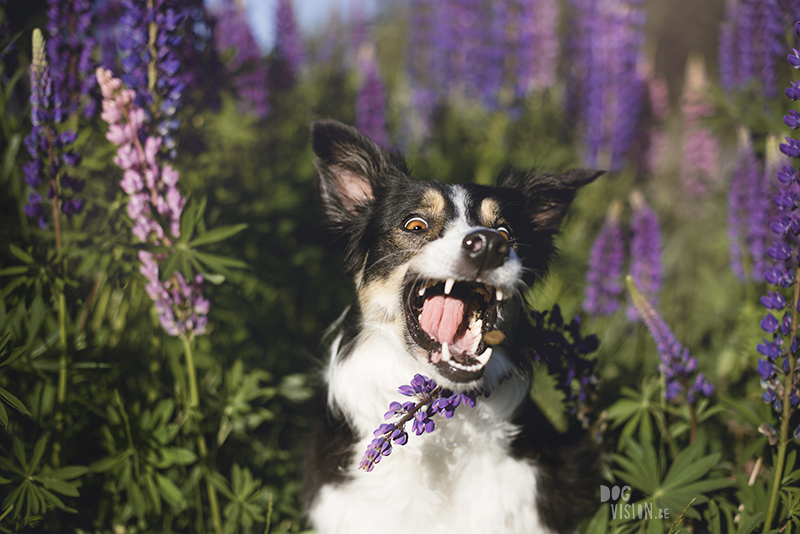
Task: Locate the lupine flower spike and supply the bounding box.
[526,305,600,430]
[356,45,389,148]
[584,200,624,315]
[681,56,719,197]
[24,29,85,230]
[213,0,269,118]
[627,276,714,404]
[627,191,662,322]
[97,68,209,337]
[47,0,97,118]
[272,0,304,88]
[760,24,800,530]
[757,22,800,437]
[360,374,479,472]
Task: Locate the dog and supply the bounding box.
[303,119,602,534]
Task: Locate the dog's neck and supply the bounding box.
[325,316,529,439]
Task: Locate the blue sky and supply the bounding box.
[206,0,380,51]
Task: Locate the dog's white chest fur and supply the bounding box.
[309,333,553,534]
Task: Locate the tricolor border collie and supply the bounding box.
[304,119,602,534]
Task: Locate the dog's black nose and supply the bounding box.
[462,229,510,271]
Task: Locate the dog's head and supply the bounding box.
[312,119,600,390]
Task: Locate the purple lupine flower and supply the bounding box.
[729,128,771,282]
[514,0,560,96]
[478,0,508,108]
[428,0,457,95]
[349,0,368,59]
[213,0,269,118]
[356,47,389,147]
[564,0,597,126]
[273,0,304,87]
[578,0,645,170]
[526,306,600,427]
[584,202,624,315]
[359,374,479,472]
[97,0,124,71]
[449,0,485,100]
[719,0,784,97]
[680,59,720,196]
[628,278,714,404]
[644,75,670,173]
[24,29,84,228]
[757,25,800,431]
[404,0,440,142]
[119,0,189,156]
[47,0,97,118]
[98,67,209,338]
[627,192,662,322]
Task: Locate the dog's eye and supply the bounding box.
[404,217,428,232]
[496,226,510,240]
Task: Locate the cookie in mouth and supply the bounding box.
[404,276,506,383]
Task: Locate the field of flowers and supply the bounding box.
[1,0,800,532]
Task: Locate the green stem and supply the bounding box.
[763,268,800,532]
[181,335,222,534]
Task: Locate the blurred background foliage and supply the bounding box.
[1,0,800,532]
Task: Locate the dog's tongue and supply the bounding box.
[419,295,465,344]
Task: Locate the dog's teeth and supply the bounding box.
[470,319,483,336]
[444,278,455,295]
[418,286,426,297]
[441,342,452,362]
[476,347,493,366]
[418,314,423,322]
[496,288,504,301]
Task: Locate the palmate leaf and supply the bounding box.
[613,437,732,521]
[606,380,660,452]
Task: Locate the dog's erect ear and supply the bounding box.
[497,167,603,230]
[311,119,406,225]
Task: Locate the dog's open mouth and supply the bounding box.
[404,277,504,382]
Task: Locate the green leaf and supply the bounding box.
[47,466,88,480]
[128,480,146,517]
[38,486,76,513]
[0,387,32,417]
[29,434,48,474]
[89,453,128,473]
[0,276,27,299]
[159,251,182,282]
[189,223,248,248]
[207,471,235,500]
[156,473,187,510]
[2,133,21,184]
[189,255,226,285]
[152,447,198,468]
[144,473,162,515]
[0,266,28,276]
[736,512,764,534]
[8,244,34,265]
[12,437,27,473]
[37,477,80,497]
[0,402,6,428]
[179,200,201,245]
[192,250,249,272]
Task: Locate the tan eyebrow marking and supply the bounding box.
[480,198,500,226]
[421,189,446,215]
